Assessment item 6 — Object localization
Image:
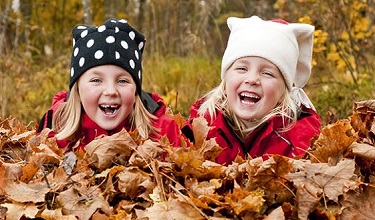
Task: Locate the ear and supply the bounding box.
[288,23,315,88]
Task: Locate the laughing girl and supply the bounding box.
[182,16,321,165]
[38,18,180,150]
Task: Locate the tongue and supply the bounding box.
[102,107,116,114]
[242,96,258,103]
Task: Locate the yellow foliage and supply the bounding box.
[162,89,178,109]
[313,29,328,53]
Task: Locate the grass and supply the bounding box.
[1,53,374,126]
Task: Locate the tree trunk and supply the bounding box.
[0,0,12,55]
[82,0,92,24]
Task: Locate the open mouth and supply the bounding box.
[239,92,260,104]
[99,104,120,115]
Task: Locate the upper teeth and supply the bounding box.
[101,105,117,108]
[241,93,259,99]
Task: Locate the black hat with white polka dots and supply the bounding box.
[69,18,145,95]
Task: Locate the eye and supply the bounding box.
[90,78,101,83]
[234,66,247,72]
[118,78,130,84]
[262,71,274,77]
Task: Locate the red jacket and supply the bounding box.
[37,91,180,150]
[182,99,321,165]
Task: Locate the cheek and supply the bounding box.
[119,88,137,104]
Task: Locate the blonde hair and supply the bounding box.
[53,83,157,142]
[198,79,299,140]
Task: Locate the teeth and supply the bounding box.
[99,104,119,114]
[240,92,260,100]
[100,104,118,108]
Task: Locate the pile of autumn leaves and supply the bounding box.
[1,101,375,220]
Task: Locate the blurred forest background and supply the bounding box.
[1,0,375,126]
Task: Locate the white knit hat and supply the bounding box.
[221,16,316,110]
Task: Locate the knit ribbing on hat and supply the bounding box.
[69,18,145,95]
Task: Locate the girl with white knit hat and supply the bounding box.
[182,16,321,165]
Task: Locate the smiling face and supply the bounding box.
[77,64,137,131]
[225,57,286,126]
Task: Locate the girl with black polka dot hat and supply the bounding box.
[38,18,181,151]
[182,16,322,165]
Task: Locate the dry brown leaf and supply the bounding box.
[10,130,35,143]
[264,206,285,220]
[41,208,77,220]
[350,100,375,144]
[117,166,155,200]
[3,180,50,203]
[350,142,375,160]
[295,183,322,220]
[1,202,39,220]
[191,117,210,149]
[0,116,33,152]
[3,99,375,219]
[135,197,206,220]
[185,177,222,197]
[0,116,30,136]
[339,185,375,220]
[107,209,132,220]
[129,139,164,167]
[195,193,225,208]
[61,151,77,175]
[20,150,61,183]
[56,186,113,220]
[170,113,186,128]
[225,188,265,215]
[287,158,359,203]
[84,129,136,171]
[46,166,69,191]
[310,119,358,163]
[246,155,294,204]
[2,161,23,181]
[94,165,125,199]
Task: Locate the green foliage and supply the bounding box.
[0,55,69,125]
[142,54,221,117]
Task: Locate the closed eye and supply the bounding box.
[235,66,247,72]
[262,71,275,77]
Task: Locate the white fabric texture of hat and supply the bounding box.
[221,16,316,110]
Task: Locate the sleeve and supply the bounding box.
[36,91,69,134]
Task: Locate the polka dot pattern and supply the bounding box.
[69,18,146,95]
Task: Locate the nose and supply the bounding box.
[102,84,119,96]
[244,72,260,85]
